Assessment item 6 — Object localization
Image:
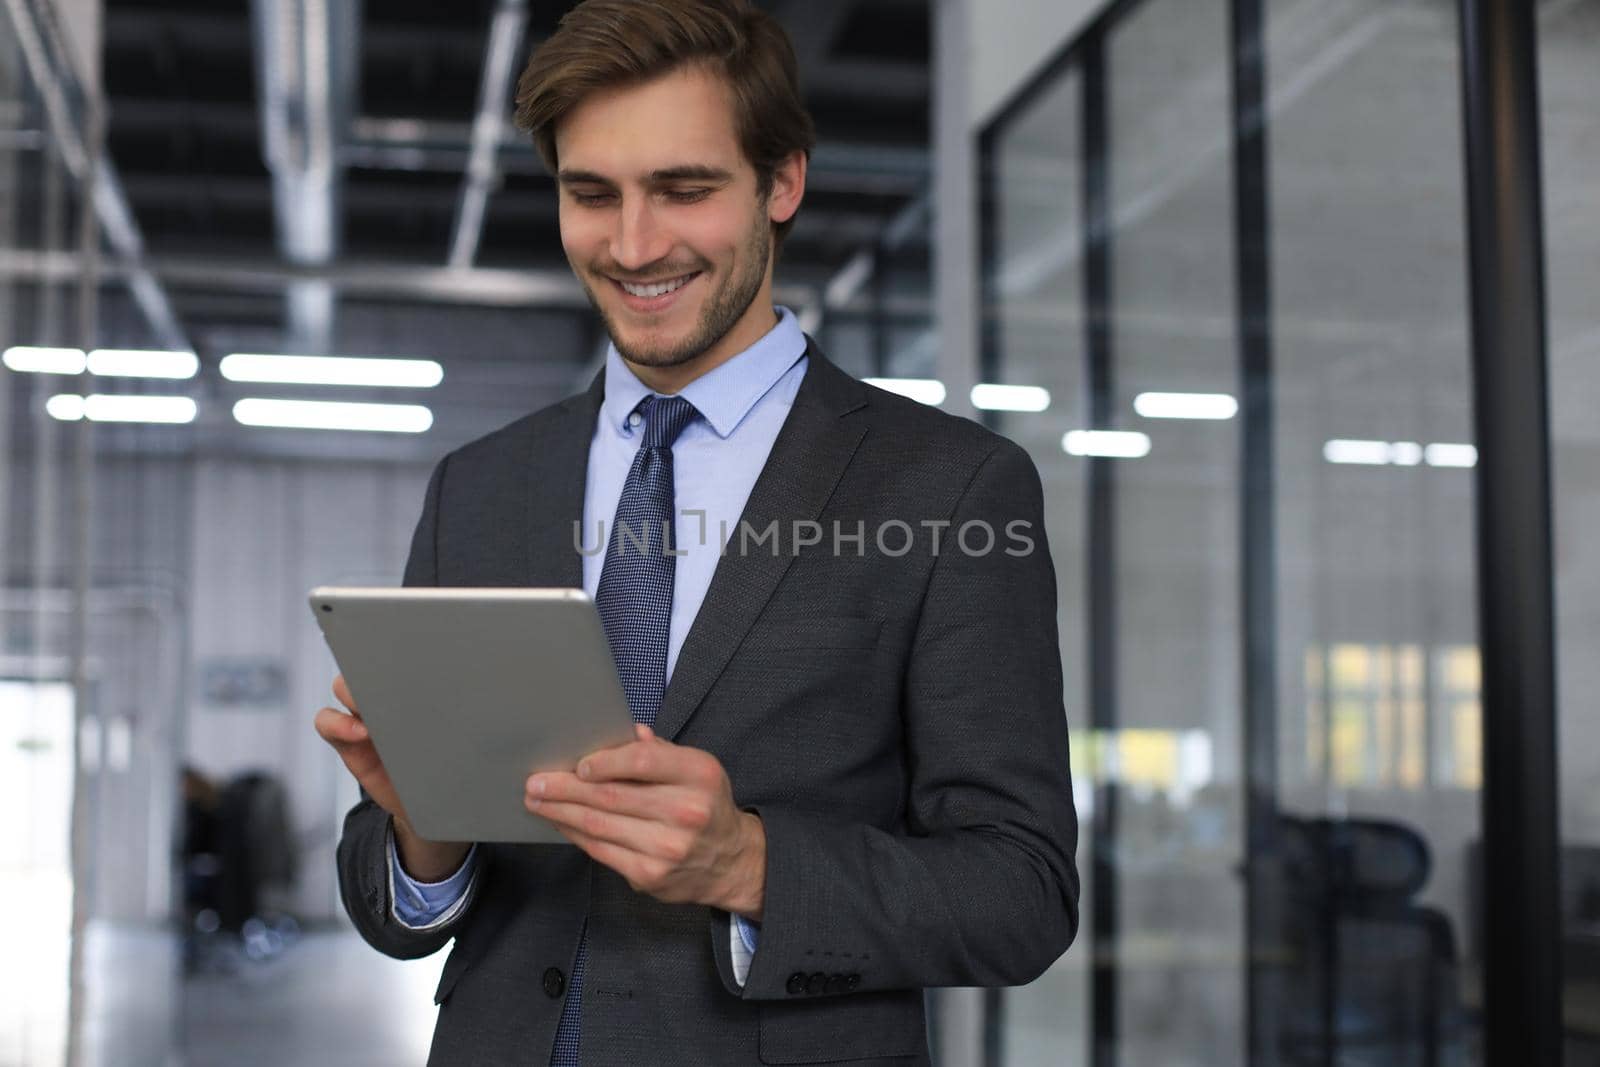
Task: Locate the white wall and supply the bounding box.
[185,457,432,920]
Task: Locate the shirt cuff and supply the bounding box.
[386,823,477,930]
[730,915,760,987]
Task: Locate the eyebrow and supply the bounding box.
[556,165,735,187]
[648,165,733,184]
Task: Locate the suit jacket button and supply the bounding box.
[825,973,847,994]
[846,973,861,991]
[543,967,566,998]
[806,972,827,995]
[786,972,807,996]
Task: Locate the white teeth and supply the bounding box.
[620,274,694,299]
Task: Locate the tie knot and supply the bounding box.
[637,394,699,450]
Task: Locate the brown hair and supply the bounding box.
[514,0,816,243]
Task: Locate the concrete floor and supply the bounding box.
[179,928,445,1067]
[8,922,448,1067]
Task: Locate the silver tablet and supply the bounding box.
[309,587,635,843]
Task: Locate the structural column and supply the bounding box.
[1456,1,1562,1063]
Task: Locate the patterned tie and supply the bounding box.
[550,394,699,1067]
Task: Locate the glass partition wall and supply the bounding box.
[1543,1,1600,1063]
[1266,2,1479,1062]
[982,59,1092,1066]
[972,0,1584,1062]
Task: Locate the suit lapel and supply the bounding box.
[526,370,605,589]
[654,346,870,741]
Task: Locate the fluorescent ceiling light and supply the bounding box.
[1063,430,1151,459]
[971,383,1051,413]
[47,393,197,424]
[1133,392,1238,420]
[233,398,434,433]
[864,377,947,406]
[4,346,86,374]
[1425,443,1478,468]
[1323,439,1391,465]
[87,349,199,379]
[45,394,85,420]
[1389,441,1423,467]
[86,395,197,423]
[1324,439,1448,467]
[220,354,444,388]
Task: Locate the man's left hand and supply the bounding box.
[526,724,766,921]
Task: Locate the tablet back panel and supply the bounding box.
[310,587,634,843]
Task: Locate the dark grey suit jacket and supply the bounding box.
[336,343,1079,1065]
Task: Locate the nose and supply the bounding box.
[611,196,672,273]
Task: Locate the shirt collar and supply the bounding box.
[600,306,807,440]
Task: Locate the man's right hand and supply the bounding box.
[314,674,470,882]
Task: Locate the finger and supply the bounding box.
[532,799,669,857]
[314,705,369,744]
[635,723,654,742]
[531,774,689,822]
[577,738,700,785]
[313,708,386,785]
[332,674,362,718]
[524,771,578,810]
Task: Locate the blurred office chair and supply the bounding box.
[180,770,303,975]
[216,771,297,933]
[1273,815,1467,1067]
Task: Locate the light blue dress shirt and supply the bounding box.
[389,306,809,985]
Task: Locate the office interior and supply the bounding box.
[0,0,1594,1063]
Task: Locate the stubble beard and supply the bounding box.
[586,216,773,371]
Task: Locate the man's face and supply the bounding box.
[553,65,797,373]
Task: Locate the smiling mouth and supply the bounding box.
[614,273,700,299]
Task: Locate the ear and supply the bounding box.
[766,149,807,227]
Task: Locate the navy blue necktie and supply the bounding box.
[551,394,698,1067]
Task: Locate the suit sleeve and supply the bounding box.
[726,439,1081,998]
[335,453,486,959]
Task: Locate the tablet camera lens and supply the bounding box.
[321,604,333,613]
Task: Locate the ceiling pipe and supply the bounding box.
[448,0,529,270]
[250,0,360,353]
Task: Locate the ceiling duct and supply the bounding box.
[251,0,360,353]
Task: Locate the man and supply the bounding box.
[314,1,1078,1063]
